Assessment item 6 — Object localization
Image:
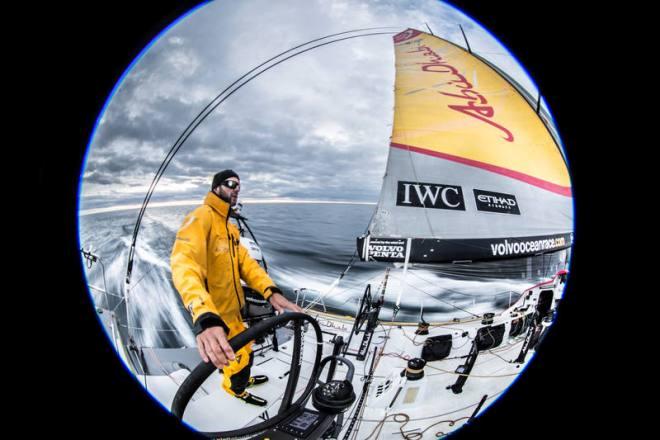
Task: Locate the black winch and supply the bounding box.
[404,357,426,381]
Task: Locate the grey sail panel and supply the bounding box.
[358,28,573,263]
[368,147,572,240]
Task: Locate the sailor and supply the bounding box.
[171,169,303,406]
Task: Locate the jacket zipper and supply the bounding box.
[225,214,244,313]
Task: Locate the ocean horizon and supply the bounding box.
[79,202,568,348]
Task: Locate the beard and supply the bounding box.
[222,192,238,206]
[212,187,238,206]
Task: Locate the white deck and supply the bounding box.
[116,275,563,438]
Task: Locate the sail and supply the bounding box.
[358,29,573,263]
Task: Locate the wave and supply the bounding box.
[79,203,567,348]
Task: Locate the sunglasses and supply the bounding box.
[222,179,240,190]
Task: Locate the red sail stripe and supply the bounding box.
[390,142,572,197]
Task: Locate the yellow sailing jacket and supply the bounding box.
[170,192,276,335]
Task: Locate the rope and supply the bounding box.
[487,349,518,364]
[362,413,471,440]
[356,391,505,439]
[399,327,425,347]
[424,363,520,378]
[361,390,505,425]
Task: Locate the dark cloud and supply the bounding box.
[84,170,123,185]
[81,0,538,209]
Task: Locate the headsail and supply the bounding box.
[358,29,572,263]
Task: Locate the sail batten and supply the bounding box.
[359,29,573,263]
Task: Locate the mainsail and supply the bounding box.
[358,29,573,263]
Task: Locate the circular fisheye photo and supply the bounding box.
[78,1,573,438]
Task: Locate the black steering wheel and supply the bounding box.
[171,312,323,438]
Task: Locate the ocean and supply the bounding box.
[79,202,568,349]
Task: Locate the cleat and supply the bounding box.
[235,391,268,407]
[247,375,269,388]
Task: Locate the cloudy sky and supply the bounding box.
[80,0,551,212]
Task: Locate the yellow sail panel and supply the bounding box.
[391,29,570,196]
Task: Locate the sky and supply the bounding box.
[80,0,551,211]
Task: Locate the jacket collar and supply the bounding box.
[204,191,231,219]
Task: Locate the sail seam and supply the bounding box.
[390,142,572,197]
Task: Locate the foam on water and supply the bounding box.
[80,203,567,348]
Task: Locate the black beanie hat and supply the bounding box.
[212,169,239,190]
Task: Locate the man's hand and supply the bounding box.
[196,326,235,368]
[268,292,304,313]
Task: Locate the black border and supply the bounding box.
[44,0,609,437]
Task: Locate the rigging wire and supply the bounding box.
[125,27,401,285]
[82,251,137,319]
[337,285,391,440]
[237,216,268,272]
[406,269,524,300]
[386,272,481,318]
[130,262,161,291]
[88,284,123,299]
[303,249,360,312]
[116,322,182,333]
[81,250,114,308]
[323,271,388,309]
[375,350,523,380]
[117,27,403,361]
[299,169,390,312]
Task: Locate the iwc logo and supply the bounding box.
[396,181,465,210]
[473,189,520,215]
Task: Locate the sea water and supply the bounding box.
[79,202,565,348]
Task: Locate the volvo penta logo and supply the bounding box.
[396,181,465,210]
[368,238,407,260]
[474,189,520,215]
